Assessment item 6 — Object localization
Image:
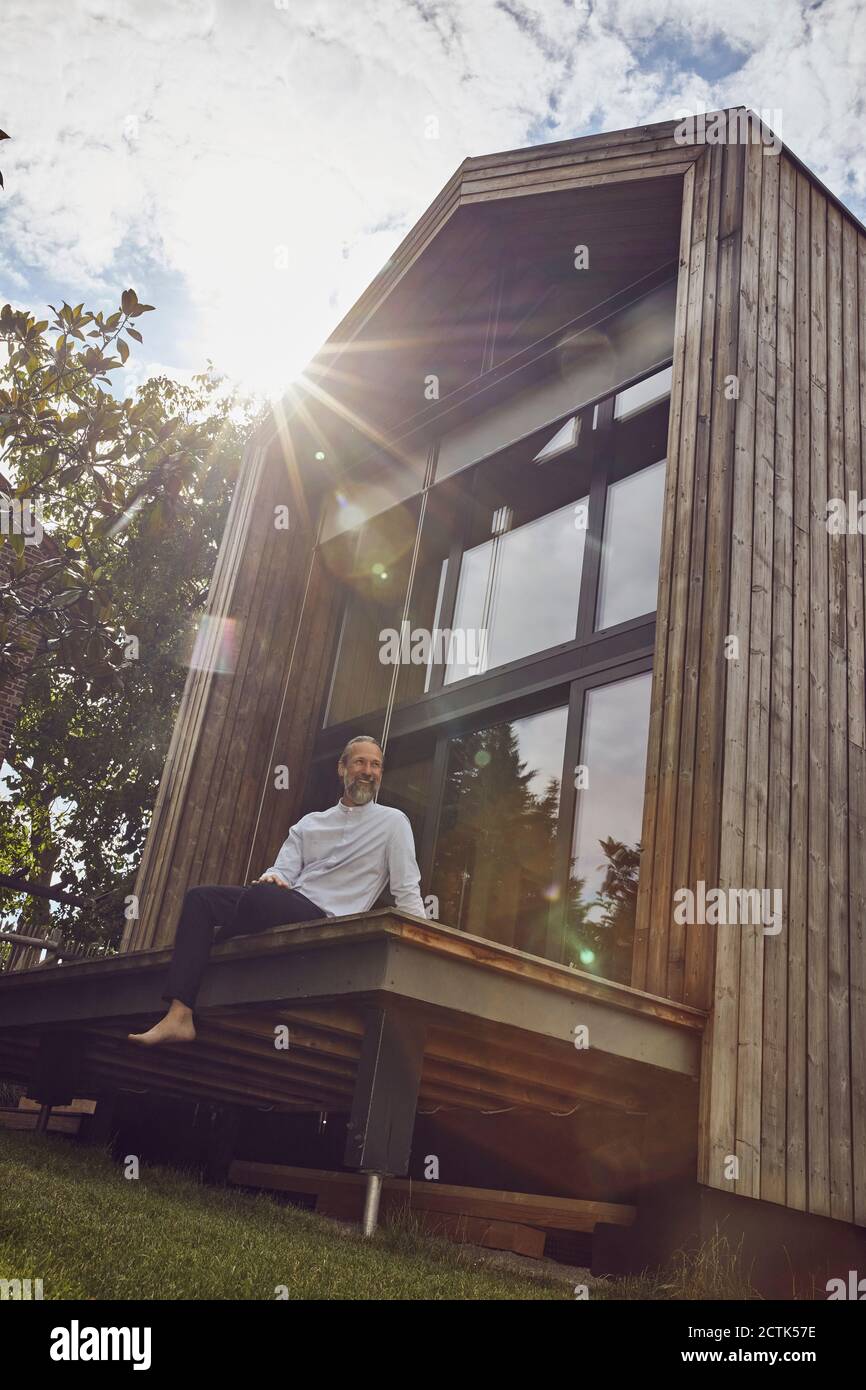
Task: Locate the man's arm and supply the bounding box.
[387,814,427,918]
[257,823,304,887]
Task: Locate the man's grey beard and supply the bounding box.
[345,776,376,805]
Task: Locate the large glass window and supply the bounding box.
[446,499,587,683]
[430,705,568,956]
[310,354,672,987]
[564,671,652,983]
[595,458,666,631]
[322,503,419,727]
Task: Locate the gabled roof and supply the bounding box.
[325,114,698,354]
[276,115,695,470]
[270,107,864,488]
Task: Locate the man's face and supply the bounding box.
[339,742,383,805]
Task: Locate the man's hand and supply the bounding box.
[252,874,292,887]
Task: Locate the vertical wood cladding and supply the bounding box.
[635,139,866,1226]
[123,440,340,952]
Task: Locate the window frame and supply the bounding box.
[306,358,672,972]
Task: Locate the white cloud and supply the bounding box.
[0,0,863,394]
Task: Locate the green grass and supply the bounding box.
[589,1231,761,1301]
[0,1128,760,1300]
[0,1129,568,1300]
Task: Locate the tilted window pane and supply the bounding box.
[533,414,580,462]
[595,458,666,630]
[431,705,568,956]
[566,670,652,983]
[445,500,586,683]
[613,364,673,422]
[323,506,419,726]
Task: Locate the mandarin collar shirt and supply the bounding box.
[264,798,427,920]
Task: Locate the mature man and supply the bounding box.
[128,735,426,1047]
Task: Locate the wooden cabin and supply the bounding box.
[3,108,866,1290]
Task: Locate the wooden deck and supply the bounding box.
[0,910,703,1112]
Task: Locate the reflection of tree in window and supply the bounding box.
[565,671,651,984]
[565,836,640,983]
[432,712,565,957]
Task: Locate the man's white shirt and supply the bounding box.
[263,798,427,919]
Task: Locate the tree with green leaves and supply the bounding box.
[0,293,261,964]
[0,291,258,691]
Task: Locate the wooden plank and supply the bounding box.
[316,1187,547,1258]
[185,463,282,889]
[0,1109,82,1134]
[709,137,761,1194]
[760,154,795,1209]
[737,139,774,1201]
[85,1035,355,1104]
[151,441,270,937]
[631,160,697,992]
[853,232,866,1226]
[786,167,811,1214]
[460,142,699,198]
[126,442,269,950]
[201,455,303,886]
[389,916,705,1030]
[646,151,712,998]
[399,1211,547,1258]
[182,449,296,898]
[807,183,830,1218]
[461,160,699,208]
[690,141,744,1017]
[17,1096,96,1114]
[462,119,686,173]
[841,223,866,760]
[825,203,852,1223]
[227,1160,636,1231]
[668,145,722,1003]
[248,548,345,880]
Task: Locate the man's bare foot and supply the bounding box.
[128,1001,196,1047]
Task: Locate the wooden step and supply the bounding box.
[227,1160,635,1235]
[17,1096,97,1115]
[0,1107,83,1134]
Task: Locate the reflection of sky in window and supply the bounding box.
[447,501,585,681]
[504,705,568,808]
[571,672,652,919]
[613,365,673,421]
[596,459,666,630]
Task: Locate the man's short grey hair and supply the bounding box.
[339,735,384,766]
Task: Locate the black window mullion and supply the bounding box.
[575,395,614,642]
[423,472,476,695]
[545,676,584,964]
[419,732,451,903]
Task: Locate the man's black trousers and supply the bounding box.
[162,882,326,1008]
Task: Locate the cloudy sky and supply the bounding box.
[1,0,864,397]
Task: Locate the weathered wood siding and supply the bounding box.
[122,440,338,952]
[632,140,741,1013]
[634,138,866,1226]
